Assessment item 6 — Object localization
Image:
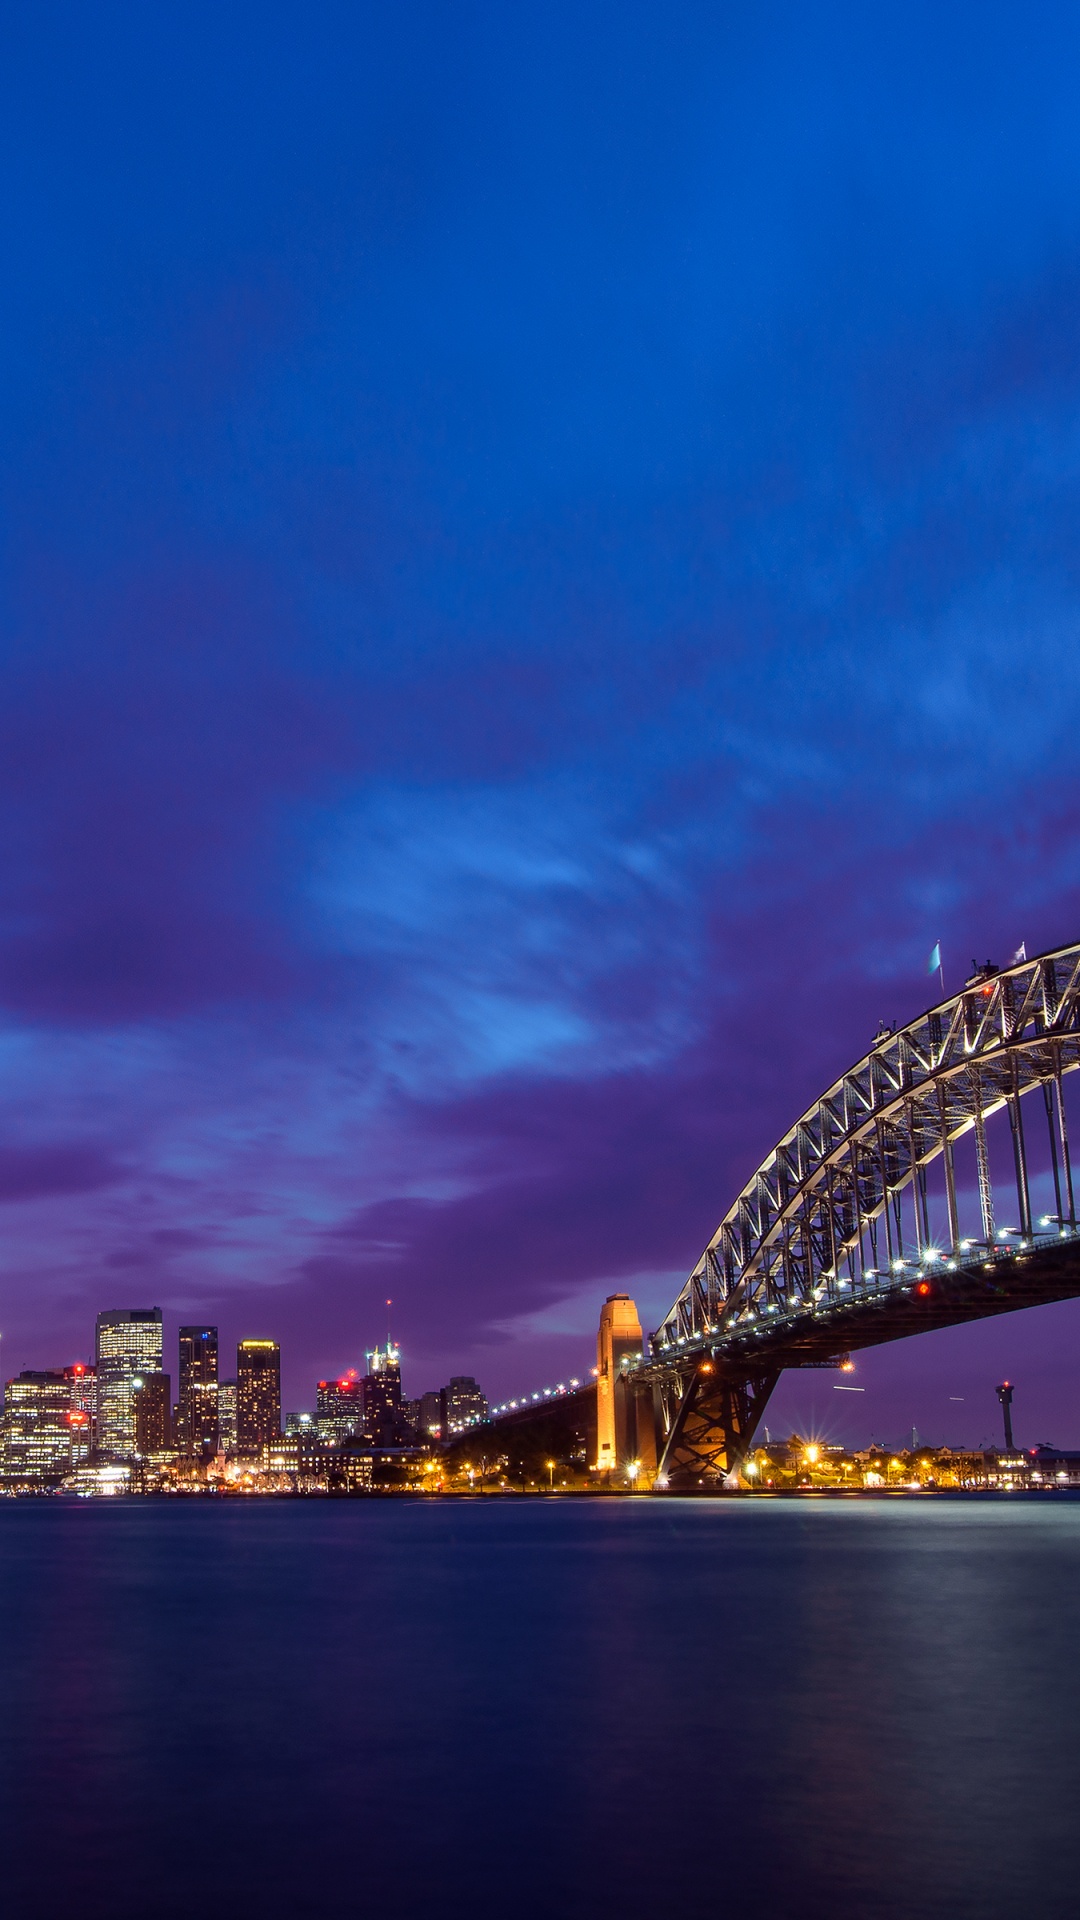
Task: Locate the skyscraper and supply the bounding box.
[361,1344,408,1444]
[133,1373,172,1455]
[218,1379,238,1453]
[95,1309,164,1459]
[315,1372,365,1445]
[443,1376,489,1433]
[64,1363,95,1453]
[236,1341,281,1453]
[1,1371,79,1486]
[178,1325,219,1454]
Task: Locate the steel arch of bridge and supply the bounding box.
[639,941,1080,1486]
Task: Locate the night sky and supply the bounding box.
[3,4,1080,1445]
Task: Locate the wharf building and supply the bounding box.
[236,1340,281,1454]
[95,1309,164,1460]
[178,1325,219,1455]
[264,1427,333,1483]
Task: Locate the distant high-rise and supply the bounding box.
[236,1341,281,1453]
[443,1376,488,1433]
[133,1373,172,1455]
[64,1363,95,1454]
[417,1389,443,1437]
[361,1343,403,1443]
[1,1370,79,1486]
[218,1379,238,1453]
[178,1325,219,1454]
[315,1373,365,1445]
[95,1309,164,1459]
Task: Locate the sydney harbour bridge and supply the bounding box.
[488,940,1080,1488]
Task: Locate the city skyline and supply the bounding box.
[1,1281,1066,1459]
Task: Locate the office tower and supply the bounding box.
[178,1325,219,1454]
[133,1373,172,1455]
[1,1370,79,1485]
[417,1389,444,1437]
[95,1309,164,1459]
[64,1363,96,1453]
[315,1372,365,1445]
[359,1351,401,1443]
[218,1379,238,1453]
[443,1376,488,1433]
[236,1341,281,1453]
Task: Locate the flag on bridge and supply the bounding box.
[1013,941,1027,964]
[927,942,941,977]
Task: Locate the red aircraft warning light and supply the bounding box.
[915,1280,932,1297]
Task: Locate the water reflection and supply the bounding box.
[0,1498,1078,1919]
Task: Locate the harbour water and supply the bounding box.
[1,1495,1078,1919]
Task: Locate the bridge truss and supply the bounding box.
[637,942,1080,1486]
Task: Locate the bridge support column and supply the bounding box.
[615,1374,658,1480]
[655,1368,779,1489]
[595,1294,644,1475]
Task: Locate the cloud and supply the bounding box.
[0,1144,122,1203]
[308,781,706,1086]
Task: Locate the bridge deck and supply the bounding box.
[641,1228,1080,1382]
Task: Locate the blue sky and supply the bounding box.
[3,3,1080,1440]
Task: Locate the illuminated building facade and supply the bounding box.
[133,1372,173,1455]
[178,1325,219,1454]
[1,1370,80,1486]
[264,1430,329,1480]
[65,1363,95,1454]
[361,1343,405,1442]
[96,1309,164,1459]
[315,1373,365,1445]
[218,1379,237,1453]
[443,1376,488,1433]
[236,1341,281,1453]
[594,1293,643,1472]
[416,1389,443,1437]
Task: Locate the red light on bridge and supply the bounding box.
[915,1280,932,1297]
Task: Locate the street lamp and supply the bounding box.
[546,1459,556,1490]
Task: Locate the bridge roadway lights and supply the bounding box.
[630,1236,1080,1488]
